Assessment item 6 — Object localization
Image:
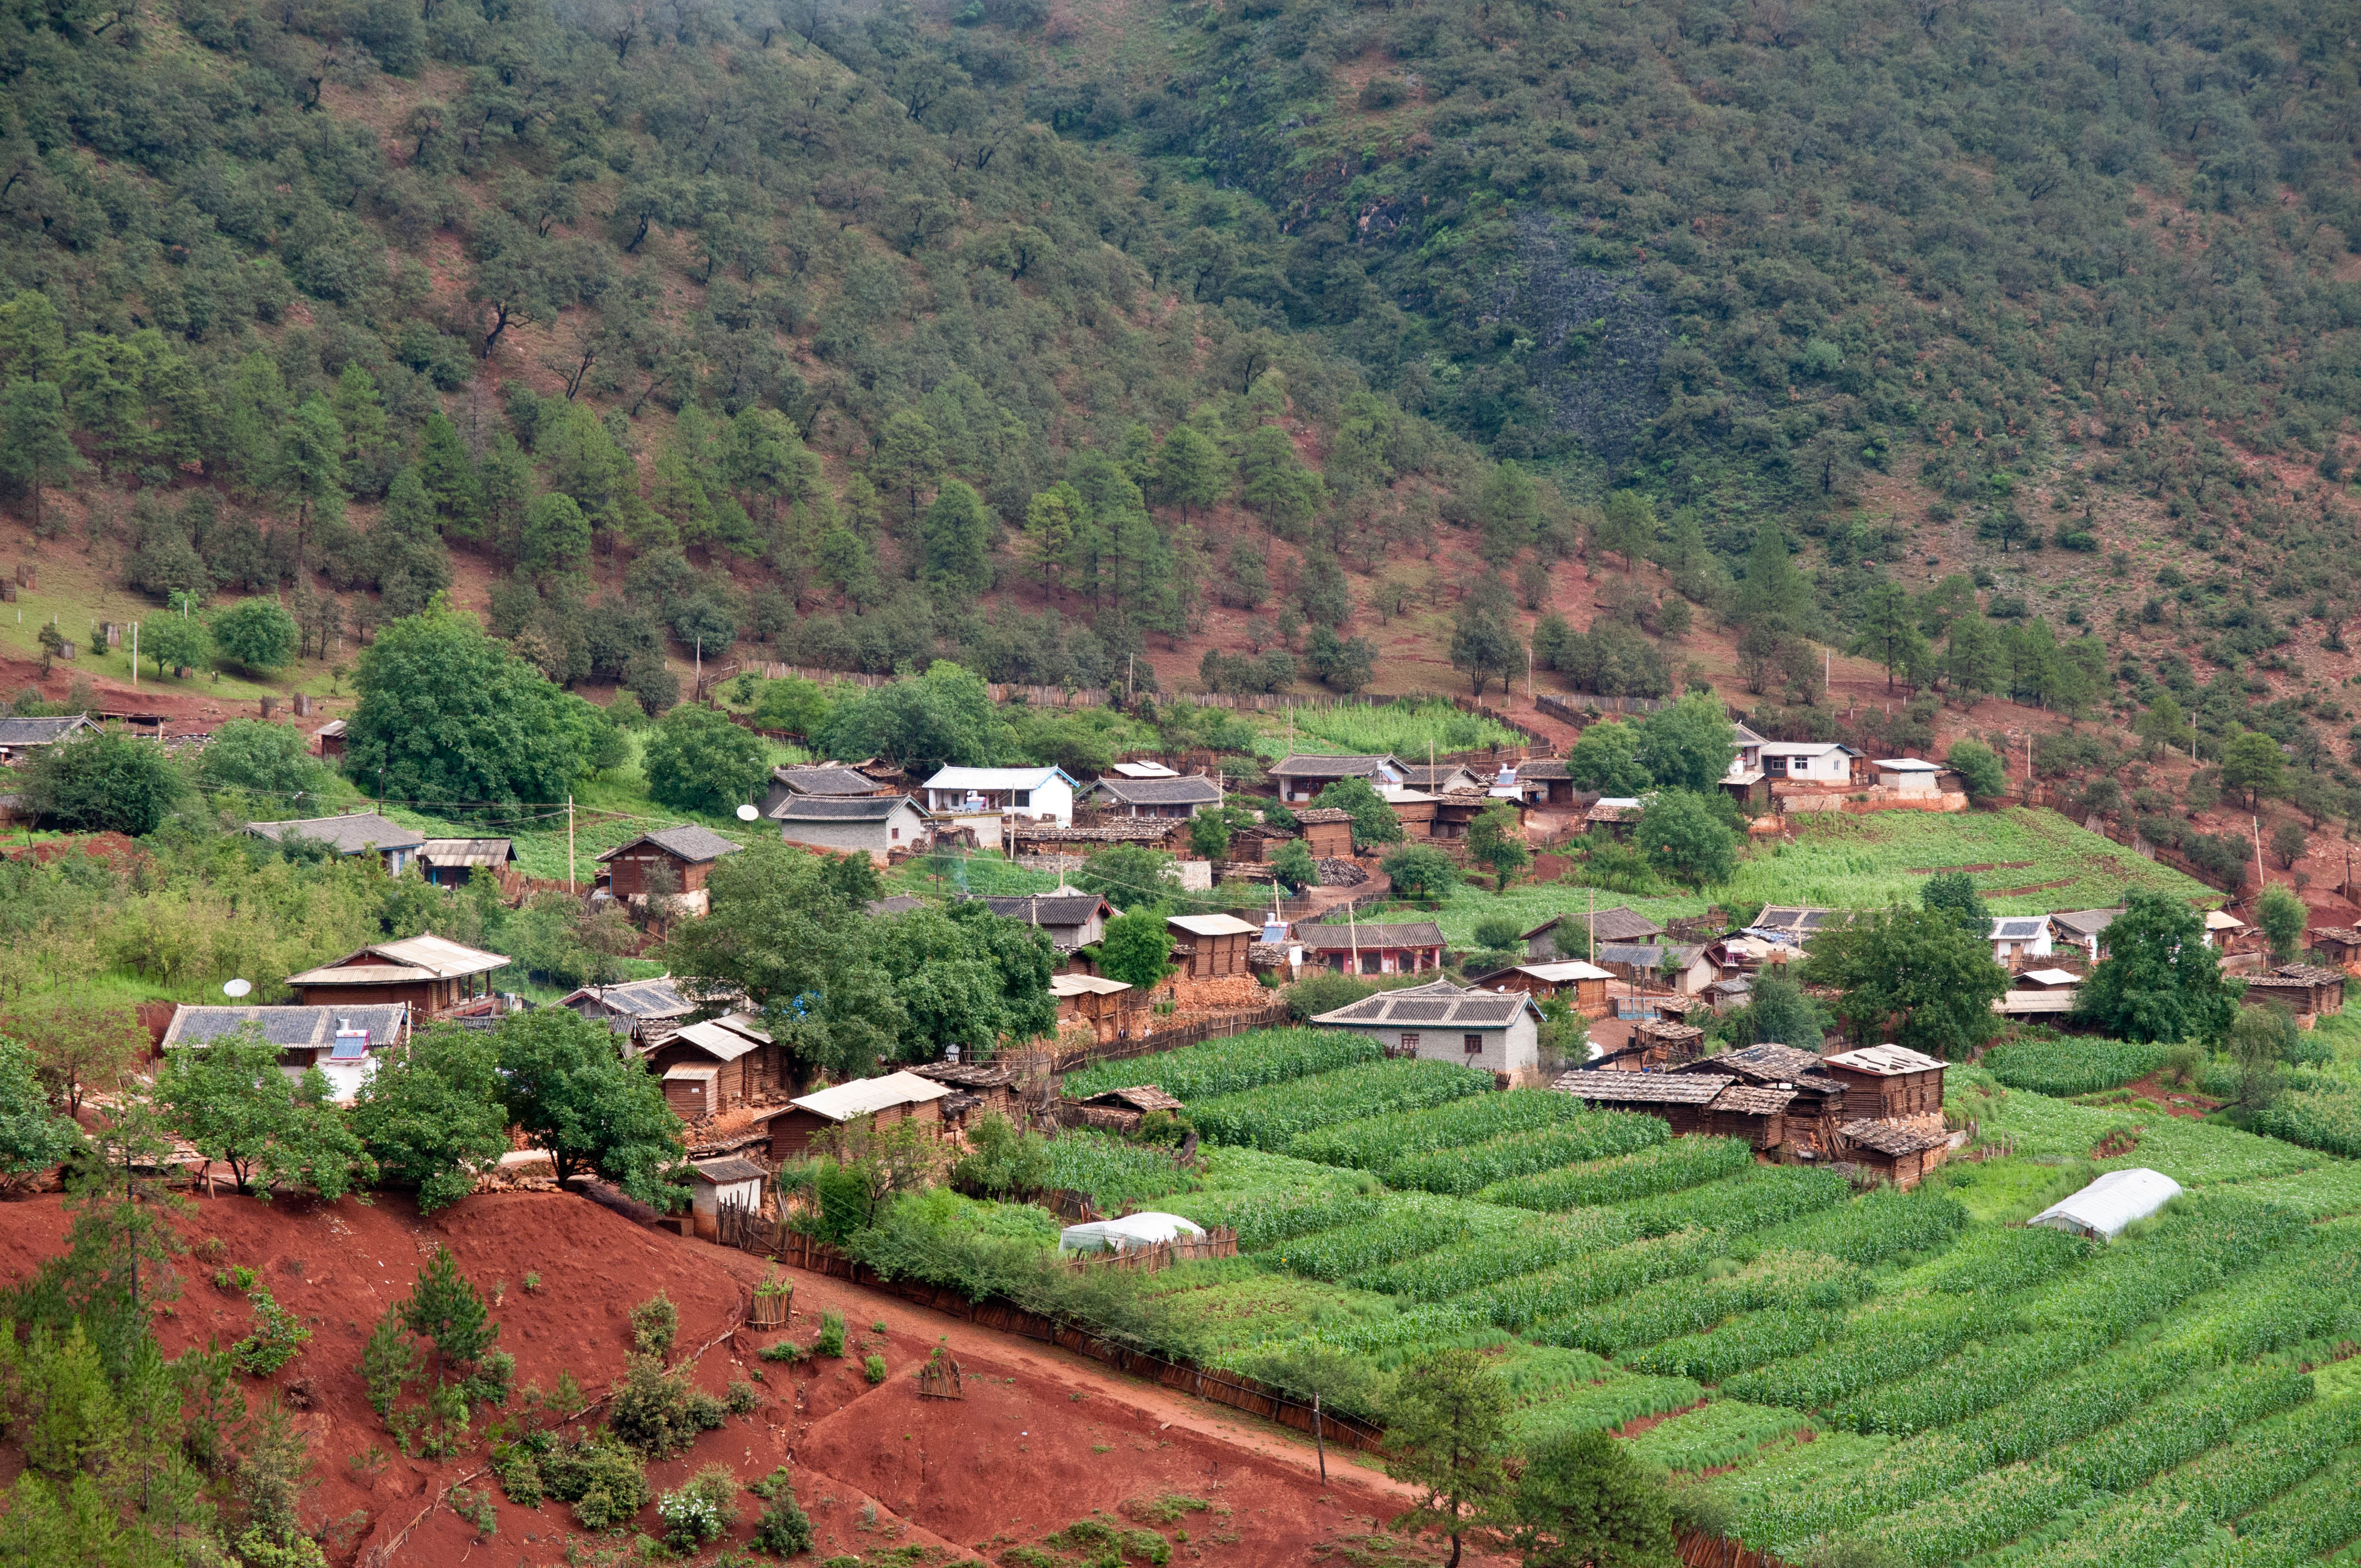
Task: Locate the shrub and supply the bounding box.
[817,1312,847,1357]
[863,1352,888,1384]
[605,1354,726,1458]
[233,1288,312,1377]
[629,1293,678,1357]
[754,1487,816,1556]
[537,1436,650,1529]
[658,1464,740,1552]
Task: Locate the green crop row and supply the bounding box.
[1168,1188,1386,1251]
[1456,1230,1724,1332]
[2253,1081,2361,1159]
[1966,1493,2212,1568]
[1908,1224,2095,1297]
[1962,1073,2319,1182]
[1035,1130,1194,1210]
[1220,1300,1498,1364]
[1479,1136,1755,1211]
[1979,1038,2168,1097]
[1621,1303,1853,1385]
[1351,1207,1634,1300]
[1620,1401,1812,1476]
[1282,1087,1587,1168]
[1507,1375,1704,1442]
[1062,1027,1381,1102]
[1383,1112,1670,1196]
[2188,1446,2361,1564]
[1187,1058,1497,1149]
[1845,1462,2093,1568]
[1562,1249,1864,1359]
[1271,1194,1528,1282]
[1733,1185,1968,1267]
[2140,1399,2361,1524]
[1722,1293,1984,1411]
[1618,1166,1852,1239]
[2050,1364,2311,1494]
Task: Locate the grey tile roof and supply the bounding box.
[867,894,925,917]
[1525,907,1666,943]
[1554,1070,1734,1106]
[773,765,886,796]
[1267,754,1402,777]
[1515,759,1571,780]
[0,715,94,747]
[1084,775,1226,806]
[248,813,427,855]
[564,977,692,1020]
[1294,921,1446,951]
[2050,908,2123,938]
[165,1004,407,1049]
[597,824,744,864]
[687,1157,770,1184]
[1291,807,1356,825]
[1597,943,1705,967]
[978,894,1110,928]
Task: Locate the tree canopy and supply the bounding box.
[2071,890,2242,1045]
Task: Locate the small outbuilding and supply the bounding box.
[2028,1167,2183,1239]
[1166,912,1259,979]
[644,1016,782,1114]
[596,824,744,913]
[908,1059,1027,1128]
[1872,758,1943,796]
[755,1071,952,1159]
[1820,1043,1946,1118]
[415,838,517,888]
[682,1157,769,1240]
[1061,1085,1187,1134]
[559,976,695,1043]
[1469,960,1614,1016]
[1837,1119,1953,1190]
[2309,927,2361,969]
[1291,807,1358,859]
[1584,797,1644,839]
[1050,971,1133,1037]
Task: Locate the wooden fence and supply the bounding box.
[1058,1226,1239,1273]
[1536,691,1669,725]
[1676,1529,1791,1568]
[727,1229,1388,1451]
[1049,1001,1294,1074]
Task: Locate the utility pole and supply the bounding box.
[129,621,137,687]
[568,795,577,892]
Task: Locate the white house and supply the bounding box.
[770,793,930,864]
[1266,753,1407,803]
[2051,908,2122,963]
[1310,978,1543,1082]
[1723,722,1767,782]
[1873,758,1943,796]
[681,1156,769,1241]
[160,1003,410,1103]
[1989,915,2054,967]
[918,765,1078,825]
[1759,742,1861,785]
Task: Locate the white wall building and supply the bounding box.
[918,765,1078,825]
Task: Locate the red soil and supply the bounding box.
[0,1190,1470,1568]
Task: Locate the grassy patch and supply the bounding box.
[1243,700,1523,763]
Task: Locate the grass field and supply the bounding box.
[1244,699,1524,763]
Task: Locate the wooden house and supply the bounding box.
[1295,919,1446,976]
[1266,754,1406,804]
[1059,1085,1187,1134]
[596,824,744,911]
[646,1016,782,1116]
[1584,797,1644,840]
[1433,789,1514,841]
[1223,824,1299,864]
[285,933,509,1014]
[1291,807,1357,858]
[2240,964,2346,1021]
[312,718,347,760]
[1594,943,1716,994]
[2309,927,2361,970]
[682,1157,769,1240]
[1820,1044,1946,1119]
[558,975,695,1046]
[752,1071,951,1160]
[1524,906,1664,961]
[1838,1119,1951,1190]
[908,1059,1027,1129]
[1514,758,1577,807]
[1167,912,1259,978]
[1469,960,1614,1017]
[415,838,516,888]
[1381,788,1442,840]
[1050,972,1133,1040]
[1678,1043,1847,1151]
[1551,1069,1789,1147]
[980,891,1114,954]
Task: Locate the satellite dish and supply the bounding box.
[735,803,759,823]
[222,978,253,998]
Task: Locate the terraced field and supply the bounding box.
[1030,1027,2361,1565]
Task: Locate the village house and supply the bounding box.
[756,763,894,819]
[1060,1085,1187,1134]
[1291,806,1358,858]
[2202,909,2251,949]
[1513,758,1577,807]
[1079,774,1226,819]
[1759,742,1863,785]
[596,824,744,916]
[1166,912,1259,978]
[1705,935,1799,978]
[313,718,347,759]
[919,764,1079,824]
[1310,979,1543,1082]
[1296,919,1446,976]
[1988,915,2055,969]
[1720,722,1770,810]
[1552,1070,1792,1148]
[558,976,696,1045]
[248,812,426,876]
[1679,1043,1848,1119]
[1838,1118,1953,1190]
[2310,927,2361,971]
[1745,907,1849,946]
[414,838,516,888]
[645,1014,784,1117]
[1050,972,1133,1039]
[1523,906,1667,962]
[1469,959,1615,1017]
[1593,942,1717,994]
[1821,1043,1947,1118]
[2050,908,2122,964]
[285,933,509,1014]
[867,893,925,917]
[679,1157,768,1240]
[1222,823,1301,864]
[1584,797,1645,839]
[770,793,930,865]
[1380,787,1443,840]
[160,1003,410,1103]
[1266,753,1407,803]
[2240,964,2347,1022]
[752,1071,951,1160]
[909,1059,1027,1130]
[0,713,96,763]
[978,890,1114,954]
[1873,758,1944,795]
[1400,763,1487,795]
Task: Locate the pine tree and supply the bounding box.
[921,478,994,593]
[374,467,453,617]
[414,412,482,538]
[1149,424,1228,520]
[0,379,83,536]
[1022,482,1082,592]
[220,352,287,496]
[1735,524,1809,634]
[274,395,347,564]
[330,362,395,497]
[869,410,943,526]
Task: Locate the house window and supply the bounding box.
[890,827,901,841]
[1463,1034,1484,1054]
[1014,790,1031,808]
[1400,1032,1421,1050]
[1361,952,1383,975]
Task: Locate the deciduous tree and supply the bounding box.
[1802,905,2008,1059]
[2070,890,2241,1045]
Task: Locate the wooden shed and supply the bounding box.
[1059,1085,1186,1134]
[1697,1084,1794,1150]
[909,1059,1027,1129]
[595,824,744,904]
[1468,960,1614,1017]
[643,1016,781,1115]
[2241,964,2347,1021]
[1051,972,1133,1041]
[1838,1119,1951,1190]
[2310,927,2361,970]
[752,1071,951,1160]
[1549,1070,1734,1136]
[1819,1044,1946,1119]
[1291,807,1357,859]
[284,933,509,1015]
[1167,913,1259,979]
[663,1064,720,1120]
[682,1156,769,1240]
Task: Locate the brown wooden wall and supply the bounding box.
[1180,931,1250,979]
[608,850,710,899]
[1826,1064,1944,1118]
[1300,821,1354,858]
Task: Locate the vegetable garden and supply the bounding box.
[957,1025,2361,1564]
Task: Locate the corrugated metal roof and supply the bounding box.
[249,812,427,855]
[666,1020,765,1062]
[791,1071,953,1121]
[1167,913,1260,938]
[416,838,516,867]
[1050,973,1134,998]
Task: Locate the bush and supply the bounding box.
[538,1436,650,1530]
[20,730,181,835]
[863,1353,888,1384]
[605,1354,726,1458]
[658,1464,740,1552]
[1284,972,1379,1022]
[753,1487,816,1556]
[233,1288,312,1376]
[817,1312,846,1358]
